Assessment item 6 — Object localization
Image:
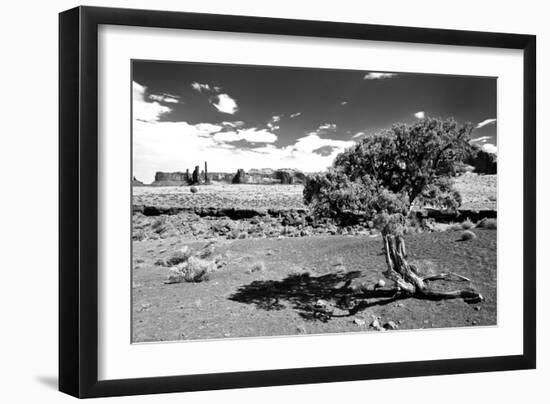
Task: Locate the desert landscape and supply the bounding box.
[132,173,497,342]
[131,61,498,343]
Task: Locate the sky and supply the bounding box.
[132,60,497,184]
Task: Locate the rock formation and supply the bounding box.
[192,165,201,185]
[151,172,188,186]
[232,169,247,184]
[132,176,144,186]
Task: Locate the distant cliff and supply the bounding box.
[151,171,188,186]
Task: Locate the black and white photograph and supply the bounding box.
[131,60,497,342]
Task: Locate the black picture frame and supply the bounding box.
[59,5,536,398]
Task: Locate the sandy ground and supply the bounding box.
[132,229,496,342]
[133,173,496,211]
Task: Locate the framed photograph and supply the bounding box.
[59,6,536,398]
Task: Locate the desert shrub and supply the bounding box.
[460,230,477,241]
[183,257,216,282]
[477,217,497,229]
[461,219,475,230]
[249,261,266,272]
[166,246,192,266]
[304,118,473,230]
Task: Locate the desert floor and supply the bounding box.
[132,174,497,342]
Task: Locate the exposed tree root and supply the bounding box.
[376,234,484,304]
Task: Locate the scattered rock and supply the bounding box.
[190,186,198,193]
[371,318,383,330]
[314,299,328,308]
[375,279,386,288]
[354,318,366,326]
[249,261,266,273]
[474,306,481,311]
[384,321,399,330]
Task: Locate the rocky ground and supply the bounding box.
[131,173,497,342]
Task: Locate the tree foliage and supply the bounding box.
[303,118,473,232]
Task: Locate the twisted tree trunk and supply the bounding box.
[380,234,483,303]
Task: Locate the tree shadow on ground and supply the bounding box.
[229,271,406,322]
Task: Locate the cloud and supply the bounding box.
[290,112,302,118]
[476,118,497,129]
[267,115,282,130]
[318,123,337,131]
[191,82,212,93]
[211,93,238,114]
[292,133,353,154]
[133,81,172,122]
[149,93,180,104]
[340,101,348,105]
[213,128,277,143]
[364,72,397,80]
[352,131,365,139]
[133,121,355,183]
[221,121,245,128]
[414,111,426,119]
[470,136,492,143]
[482,143,497,154]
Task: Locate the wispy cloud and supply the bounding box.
[318,123,337,131]
[133,81,172,122]
[470,136,492,143]
[149,93,181,104]
[211,94,238,114]
[352,131,365,139]
[290,112,301,118]
[221,121,245,128]
[340,101,348,105]
[475,118,497,129]
[364,72,397,80]
[191,82,223,94]
[414,111,426,119]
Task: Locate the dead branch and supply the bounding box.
[375,234,483,303]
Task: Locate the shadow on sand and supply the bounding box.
[229,271,405,322]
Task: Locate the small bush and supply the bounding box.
[477,218,497,229]
[249,261,266,273]
[166,246,192,266]
[460,230,477,241]
[183,257,216,282]
[461,219,475,230]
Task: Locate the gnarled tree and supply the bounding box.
[304,117,483,303]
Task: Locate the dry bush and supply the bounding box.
[461,219,475,230]
[182,257,216,282]
[249,261,266,273]
[460,230,477,241]
[477,218,497,229]
[166,246,193,266]
[448,223,463,231]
